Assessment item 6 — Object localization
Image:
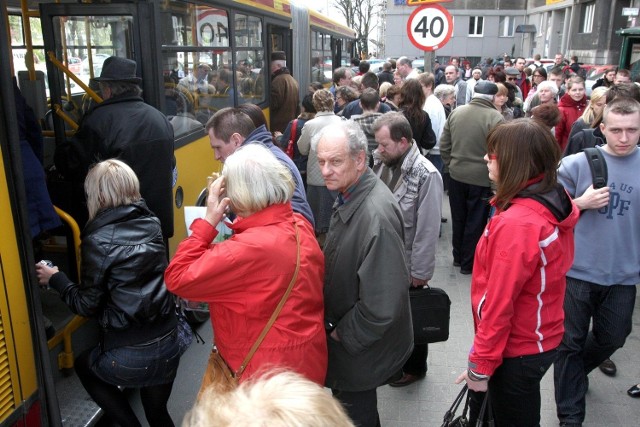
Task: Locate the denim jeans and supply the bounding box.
[554,277,637,425]
[469,349,557,427]
[90,328,181,387]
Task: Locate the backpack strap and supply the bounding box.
[583,147,608,189]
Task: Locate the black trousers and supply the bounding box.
[332,388,381,427]
[469,349,557,427]
[402,343,428,376]
[447,178,492,271]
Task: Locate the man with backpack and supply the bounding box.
[554,97,640,427]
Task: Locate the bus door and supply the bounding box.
[38,2,159,241]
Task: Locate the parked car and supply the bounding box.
[65,56,82,74]
[81,53,110,76]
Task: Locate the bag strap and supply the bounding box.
[442,384,468,424]
[583,147,608,189]
[235,222,301,377]
[475,390,494,427]
[290,119,298,142]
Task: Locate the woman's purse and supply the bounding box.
[197,223,301,397]
[441,384,494,427]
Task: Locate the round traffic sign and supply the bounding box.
[406,4,453,52]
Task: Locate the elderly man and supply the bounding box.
[270,51,299,133]
[440,81,504,275]
[315,121,413,427]
[54,56,175,239]
[372,113,443,387]
[330,66,353,98]
[554,97,640,427]
[444,65,468,107]
[205,107,313,225]
[397,56,420,80]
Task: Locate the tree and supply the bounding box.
[333,0,382,58]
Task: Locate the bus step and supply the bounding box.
[56,374,102,426]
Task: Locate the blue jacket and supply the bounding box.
[243,125,314,226]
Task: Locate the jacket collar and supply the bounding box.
[230,203,294,233]
[82,200,153,237]
[334,168,377,224]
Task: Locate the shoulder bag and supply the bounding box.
[197,223,301,397]
[285,119,298,159]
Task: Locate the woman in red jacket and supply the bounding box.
[555,76,587,150]
[456,119,579,426]
[165,144,327,385]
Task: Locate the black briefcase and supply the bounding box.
[410,285,451,344]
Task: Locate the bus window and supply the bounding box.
[234,13,264,104]
[311,31,330,84]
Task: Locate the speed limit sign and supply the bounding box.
[407,4,453,51]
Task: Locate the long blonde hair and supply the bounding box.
[580,86,608,125]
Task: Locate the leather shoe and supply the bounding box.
[388,373,424,387]
[599,358,617,376]
[628,384,640,398]
[460,267,472,275]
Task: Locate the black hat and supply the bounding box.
[94,56,142,84]
[474,81,498,95]
[271,51,286,62]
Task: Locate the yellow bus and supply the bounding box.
[2,1,355,425]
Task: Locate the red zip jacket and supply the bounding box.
[468,194,579,376]
[165,203,327,384]
[556,93,588,151]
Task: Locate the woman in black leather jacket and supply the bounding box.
[36,159,180,427]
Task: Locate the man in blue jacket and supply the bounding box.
[205,107,313,226]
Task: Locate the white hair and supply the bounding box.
[536,80,559,96]
[222,144,294,216]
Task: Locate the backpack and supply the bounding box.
[583,147,607,189]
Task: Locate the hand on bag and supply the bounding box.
[455,369,488,392]
[411,276,427,287]
[205,175,231,227]
[574,185,609,211]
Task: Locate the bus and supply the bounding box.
[1,1,355,425]
[617,26,640,80]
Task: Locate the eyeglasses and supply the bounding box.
[533,74,543,78]
[506,77,518,81]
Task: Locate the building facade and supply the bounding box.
[384,0,637,68]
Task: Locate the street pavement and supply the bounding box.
[149,196,640,426]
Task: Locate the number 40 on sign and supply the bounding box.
[407,4,453,51]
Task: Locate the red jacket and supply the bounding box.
[165,203,327,384]
[518,72,531,99]
[468,195,578,376]
[556,93,588,151]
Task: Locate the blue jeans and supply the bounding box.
[554,278,637,425]
[470,349,557,427]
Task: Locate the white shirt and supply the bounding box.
[423,94,446,151]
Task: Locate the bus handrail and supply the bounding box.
[53,104,79,131]
[46,51,103,104]
[47,206,86,370]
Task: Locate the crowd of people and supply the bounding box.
[34,51,639,426]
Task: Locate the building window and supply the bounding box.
[579,2,595,33]
[499,16,514,37]
[469,16,484,37]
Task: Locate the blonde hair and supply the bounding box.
[84,159,141,220]
[222,144,294,216]
[183,371,354,427]
[580,86,608,124]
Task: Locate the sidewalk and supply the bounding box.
[378,196,640,427]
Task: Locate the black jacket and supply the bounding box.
[50,201,176,350]
[55,95,175,238]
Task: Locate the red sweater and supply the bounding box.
[556,93,588,151]
[165,203,328,384]
[468,196,579,376]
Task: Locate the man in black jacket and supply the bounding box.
[55,57,175,239]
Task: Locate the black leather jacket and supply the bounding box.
[50,200,176,350]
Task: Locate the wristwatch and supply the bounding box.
[468,369,490,382]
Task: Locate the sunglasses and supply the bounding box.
[506,77,518,81]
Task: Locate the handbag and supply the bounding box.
[285,119,298,159]
[442,385,495,427]
[197,223,301,397]
[410,285,451,344]
[176,309,193,356]
[441,384,470,427]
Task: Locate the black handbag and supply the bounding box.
[442,385,494,427]
[410,285,451,344]
[441,384,470,427]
